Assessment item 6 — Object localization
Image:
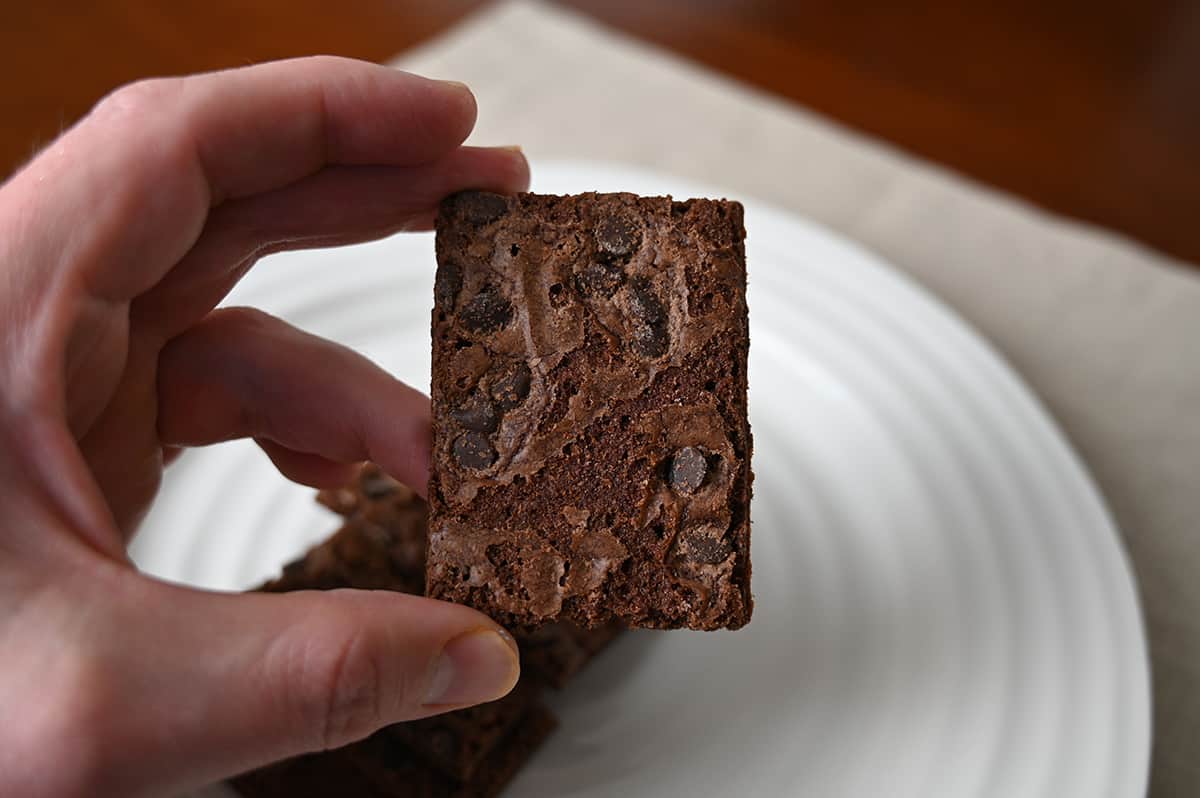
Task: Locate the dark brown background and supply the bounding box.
[2,0,1198,265]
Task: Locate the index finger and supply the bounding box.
[1,56,478,304]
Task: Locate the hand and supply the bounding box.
[0,56,528,798]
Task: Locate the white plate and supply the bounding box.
[132,161,1150,798]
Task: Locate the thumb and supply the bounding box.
[109,578,519,795]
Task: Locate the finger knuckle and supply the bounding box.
[283,619,391,750]
[82,76,198,202]
[94,76,183,121]
[211,306,277,334]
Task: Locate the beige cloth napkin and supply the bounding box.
[394,2,1199,794]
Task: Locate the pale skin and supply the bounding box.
[0,57,529,797]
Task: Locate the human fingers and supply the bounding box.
[133,145,528,337]
[0,57,478,403]
[5,56,477,301]
[254,440,362,490]
[19,572,517,797]
[156,307,432,495]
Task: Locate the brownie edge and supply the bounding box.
[428,191,752,631]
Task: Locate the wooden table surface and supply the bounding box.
[3,0,1198,265]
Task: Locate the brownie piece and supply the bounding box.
[230,749,387,798]
[427,191,753,630]
[348,704,558,798]
[316,463,411,518]
[230,704,555,798]
[375,681,537,781]
[517,621,623,689]
[260,515,423,595]
[264,482,426,595]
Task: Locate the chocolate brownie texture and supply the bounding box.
[230,705,556,798]
[389,681,538,781]
[261,501,425,595]
[230,749,387,798]
[428,191,753,630]
[347,704,557,798]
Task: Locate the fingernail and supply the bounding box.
[498,145,524,154]
[424,629,519,706]
[437,79,472,94]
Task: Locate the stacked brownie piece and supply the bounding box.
[231,465,620,798]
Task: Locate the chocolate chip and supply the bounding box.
[491,362,531,410]
[595,214,640,258]
[452,431,496,470]
[629,280,669,357]
[574,261,625,298]
[548,282,569,308]
[456,191,509,225]
[634,320,669,357]
[461,286,513,333]
[629,281,665,324]
[360,473,399,499]
[669,446,707,493]
[451,393,499,432]
[434,260,462,309]
[679,529,732,564]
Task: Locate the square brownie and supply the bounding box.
[428,191,752,630]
